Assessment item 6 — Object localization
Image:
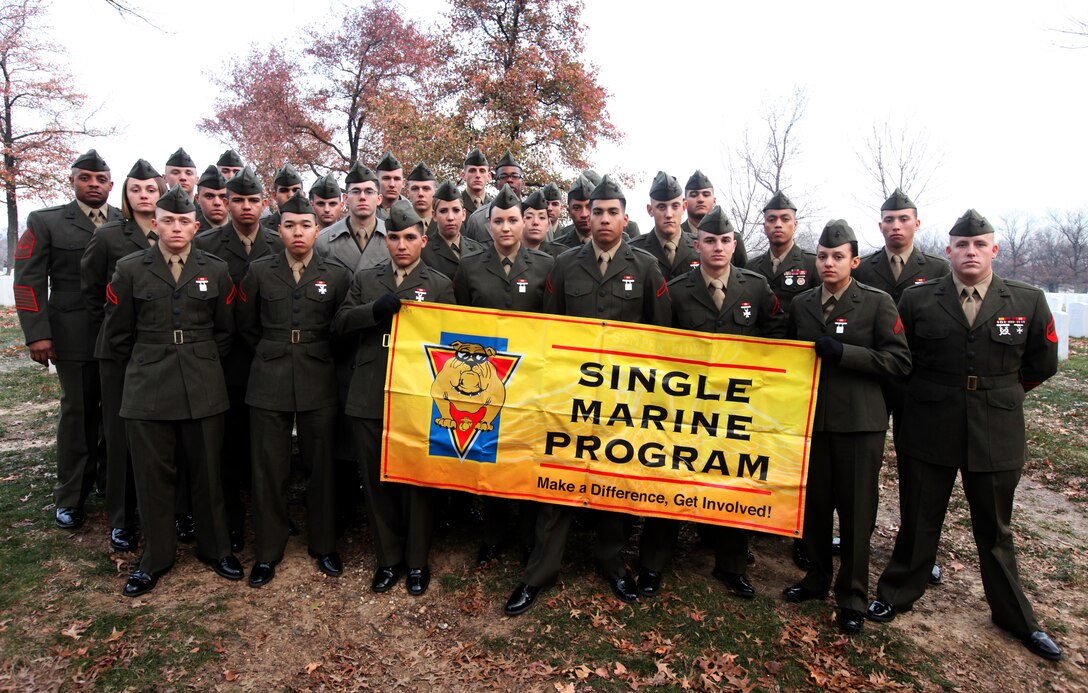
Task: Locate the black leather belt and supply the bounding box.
[137,329,214,345]
[913,370,1020,391]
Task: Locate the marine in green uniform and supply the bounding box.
[195,167,285,551]
[406,163,438,235]
[460,147,491,215]
[105,186,244,596]
[265,163,304,231]
[216,149,244,181]
[453,185,555,567]
[680,170,747,267]
[15,149,121,530]
[852,188,950,586]
[629,171,700,280]
[309,173,344,229]
[867,210,1062,662]
[747,191,817,315]
[782,220,911,634]
[236,194,352,587]
[463,150,525,243]
[541,182,564,239]
[519,189,566,256]
[164,147,198,200]
[195,165,229,233]
[551,172,596,247]
[650,206,786,599]
[315,162,389,272]
[505,176,670,615]
[334,200,455,597]
[81,159,164,551]
[375,151,405,221]
[421,179,483,279]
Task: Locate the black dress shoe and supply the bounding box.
[55,507,84,530]
[476,543,500,567]
[201,555,244,581]
[175,514,196,543]
[248,561,277,588]
[310,550,343,577]
[504,582,542,616]
[406,567,430,596]
[782,583,826,603]
[791,541,812,571]
[1022,630,1062,661]
[636,568,662,597]
[110,527,138,552]
[838,608,864,633]
[712,568,756,599]
[865,598,899,622]
[746,549,755,566]
[229,528,245,553]
[831,536,841,555]
[371,565,402,593]
[122,570,159,597]
[929,563,942,585]
[606,572,639,603]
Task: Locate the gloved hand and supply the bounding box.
[814,336,843,364]
[373,292,402,321]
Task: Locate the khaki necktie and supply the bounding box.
[89,209,106,228]
[823,296,837,320]
[147,230,158,247]
[771,255,782,274]
[291,260,305,284]
[241,237,253,256]
[663,240,677,267]
[394,268,406,287]
[168,255,183,282]
[890,255,903,281]
[709,279,725,311]
[357,230,370,253]
[451,242,460,258]
[598,252,610,277]
[501,257,513,276]
[962,288,979,326]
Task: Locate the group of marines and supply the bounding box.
[12,144,1062,662]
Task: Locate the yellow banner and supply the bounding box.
[381,303,820,537]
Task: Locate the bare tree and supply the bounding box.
[1029,225,1069,292]
[1048,209,1088,291]
[856,120,943,205]
[993,213,1036,282]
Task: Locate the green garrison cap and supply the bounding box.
[762,190,796,212]
[225,166,263,195]
[491,184,521,210]
[494,150,522,170]
[127,159,160,181]
[880,187,916,212]
[278,191,316,216]
[949,209,995,237]
[589,175,625,203]
[407,162,437,182]
[165,147,196,168]
[649,171,683,201]
[385,199,423,232]
[685,169,713,191]
[818,219,856,247]
[697,206,735,236]
[541,182,562,201]
[198,165,226,190]
[217,149,244,168]
[567,173,596,201]
[157,185,196,214]
[73,149,109,172]
[582,169,602,186]
[345,161,379,185]
[463,147,488,167]
[375,151,402,172]
[308,173,341,199]
[521,189,547,212]
[274,163,302,187]
[433,179,461,203]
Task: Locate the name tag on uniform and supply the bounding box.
[196,278,209,292]
[622,275,634,291]
[516,278,528,293]
[414,288,427,302]
[315,280,328,295]
[740,302,752,319]
[834,318,848,334]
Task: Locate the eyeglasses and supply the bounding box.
[347,188,379,197]
[496,173,523,181]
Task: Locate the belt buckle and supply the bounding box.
[291,329,301,344]
[173,330,184,345]
[966,375,979,391]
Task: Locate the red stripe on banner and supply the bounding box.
[13,285,38,312]
[549,344,788,373]
[538,462,773,495]
[795,352,820,535]
[14,229,35,260]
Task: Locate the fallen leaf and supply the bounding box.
[60,622,86,639]
[614,661,628,675]
[104,627,125,643]
[224,670,238,681]
[306,661,321,675]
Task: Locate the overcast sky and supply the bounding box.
[41,0,1088,250]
